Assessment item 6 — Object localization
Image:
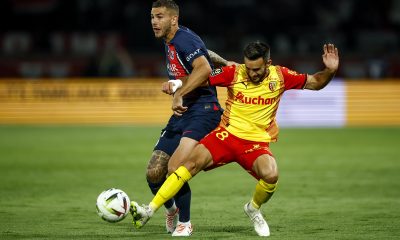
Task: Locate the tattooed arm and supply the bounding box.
[208,49,230,67]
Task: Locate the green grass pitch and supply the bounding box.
[0,126,399,239]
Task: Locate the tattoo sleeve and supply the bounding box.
[146,150,170,183]
[207,50,228,67]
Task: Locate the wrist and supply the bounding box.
[325,67,337,74]
[174,89,184,97]
[168,79,183,93]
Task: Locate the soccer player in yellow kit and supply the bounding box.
[131,42,340,236]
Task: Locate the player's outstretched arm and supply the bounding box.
[304,43,339,90]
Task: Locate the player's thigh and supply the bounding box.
[183,143,214,177]
[153,128,181,157]
[167,137,199,173]
[167,105,221,172]
[180,104,222,141]
[252,154,279,183]
[201,126,236,172]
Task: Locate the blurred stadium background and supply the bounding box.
[0,0,399,125]
[0,0,399,239]
[0,0,400,79]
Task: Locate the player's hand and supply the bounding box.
[172,94,187,116]
[162,80,183,95]
[322,43,339,73]
[162,81,174,95]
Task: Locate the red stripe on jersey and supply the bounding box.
[167,44,189,79]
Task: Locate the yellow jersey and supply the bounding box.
[209,64,307,142]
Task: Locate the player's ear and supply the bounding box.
[172,15,178,25]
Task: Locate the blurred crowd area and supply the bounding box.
[0,0,399,79]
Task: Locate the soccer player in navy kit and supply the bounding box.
[131,0,228,236]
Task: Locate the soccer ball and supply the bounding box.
[96,188,131,223]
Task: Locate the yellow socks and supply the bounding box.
[149,166,192,211]
[251,179,277,209]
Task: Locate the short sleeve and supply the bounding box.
[209,65,236,87]
[175,33,207,66]
[280,66,307,90]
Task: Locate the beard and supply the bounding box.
[155,24,171,40]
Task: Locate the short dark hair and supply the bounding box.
[244,41,270,61]
[152,0,179,16]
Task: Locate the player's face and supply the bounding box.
[151,7,176,39]
[244,57,271,84]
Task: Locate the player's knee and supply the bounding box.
[264,174,278,184]
[184,153,210,176]
[146,150,170,183]
[259,168,279,184]
[146,167,168,183]
[167,161,195,176]
[255,155,279,184]
[183,160,197,173]
[167,165,178,176]
[167,158,200,177]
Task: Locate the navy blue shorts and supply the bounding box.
[154,102,223,156]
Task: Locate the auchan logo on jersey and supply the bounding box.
[234,91,277,105]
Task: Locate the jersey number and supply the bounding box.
[216,131,229,141]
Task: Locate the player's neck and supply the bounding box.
[164,25,179,43]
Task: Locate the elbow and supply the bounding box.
[308,76,331,90]
[312,82,329,91]
[314,84,324,91]
[317,77,334,90]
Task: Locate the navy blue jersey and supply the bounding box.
[164,26,218,106]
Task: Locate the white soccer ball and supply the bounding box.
[96,188,131,223]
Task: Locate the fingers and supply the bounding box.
[324,43,338,55]
[173,110,182,117]
[161,82,174,95]
[161,82,169,94]
[173,105,188,112]
[171,92,186,116]
[172,106,188,116]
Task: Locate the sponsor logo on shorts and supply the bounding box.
[245,144,269,154]
[245,144,261,153]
